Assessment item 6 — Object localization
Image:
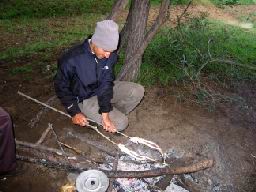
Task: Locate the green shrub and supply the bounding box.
[138,16,256,86]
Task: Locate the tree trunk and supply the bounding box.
[114,0,170,81]
[118,0,150,81]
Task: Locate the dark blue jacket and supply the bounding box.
[54,39,117,117]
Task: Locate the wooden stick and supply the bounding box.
[48,123,70,163]
[18,91,71,118]
[29,95,56,128]
[176,0,192,26]
[17,140,66,155]
[16,140,99,164]
[210,59,256,71]
[16,155,83,172]
[67,131,117,157]
[17,91,118,147]
[36,124,52,145]
[17,91,164,162]
[59,141,84,155]
[107,151,120,192]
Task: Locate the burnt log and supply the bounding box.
[17,153,214,178]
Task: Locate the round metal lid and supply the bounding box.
[76,170,109,192]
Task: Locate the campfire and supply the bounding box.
[16,91,214,192]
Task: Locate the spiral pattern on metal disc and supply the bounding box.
[76,170,109,192]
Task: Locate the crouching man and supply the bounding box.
[54,20,144,133]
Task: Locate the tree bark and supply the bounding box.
[117,0,170,81]
[118,3,133,52]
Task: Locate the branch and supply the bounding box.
[16,140,98,164]
[18,91,71,118]
[210,59,256,71]
[67,131,117,157]
[17,91,117,146]
[48,123,70,163]
[176,0,192,27]
[107,0,129,21]
[17,92,164,162]
[29,95,56,128]
[17,155,83,172]
[36,124,52,145]
[195,57,256,80]
[17,140,66,156]
[144,0,170,49]
[107,151,120,192]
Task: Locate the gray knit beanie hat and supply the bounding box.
[91,20,119,51]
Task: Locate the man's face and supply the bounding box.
[94,46,112,59]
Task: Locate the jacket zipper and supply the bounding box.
[94,57,99,86]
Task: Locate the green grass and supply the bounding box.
[137,17,256,86]
[0,0,113,19]
[238,12,256,26]
[0,13,102,61]
[10,64,33,75]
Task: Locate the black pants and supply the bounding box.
[0,107,16,172]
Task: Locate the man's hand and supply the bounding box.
[102,113,117,133]
[72,113,88,127]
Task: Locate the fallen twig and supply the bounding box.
[18,91,71,118]
[59,142,84,155]
[29,95,56,128]
[210,59,256,71]
[36,124,52,145]
[17,154,82,172]
[48,123,70,163]
[177,0,192,27]
[17,140,65,156]
[107,151,120,192]
[67,131,117,157]
[16,140,98,164]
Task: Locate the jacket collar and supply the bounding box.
[82,39,94,56]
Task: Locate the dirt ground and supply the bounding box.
[0,5,256,192]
